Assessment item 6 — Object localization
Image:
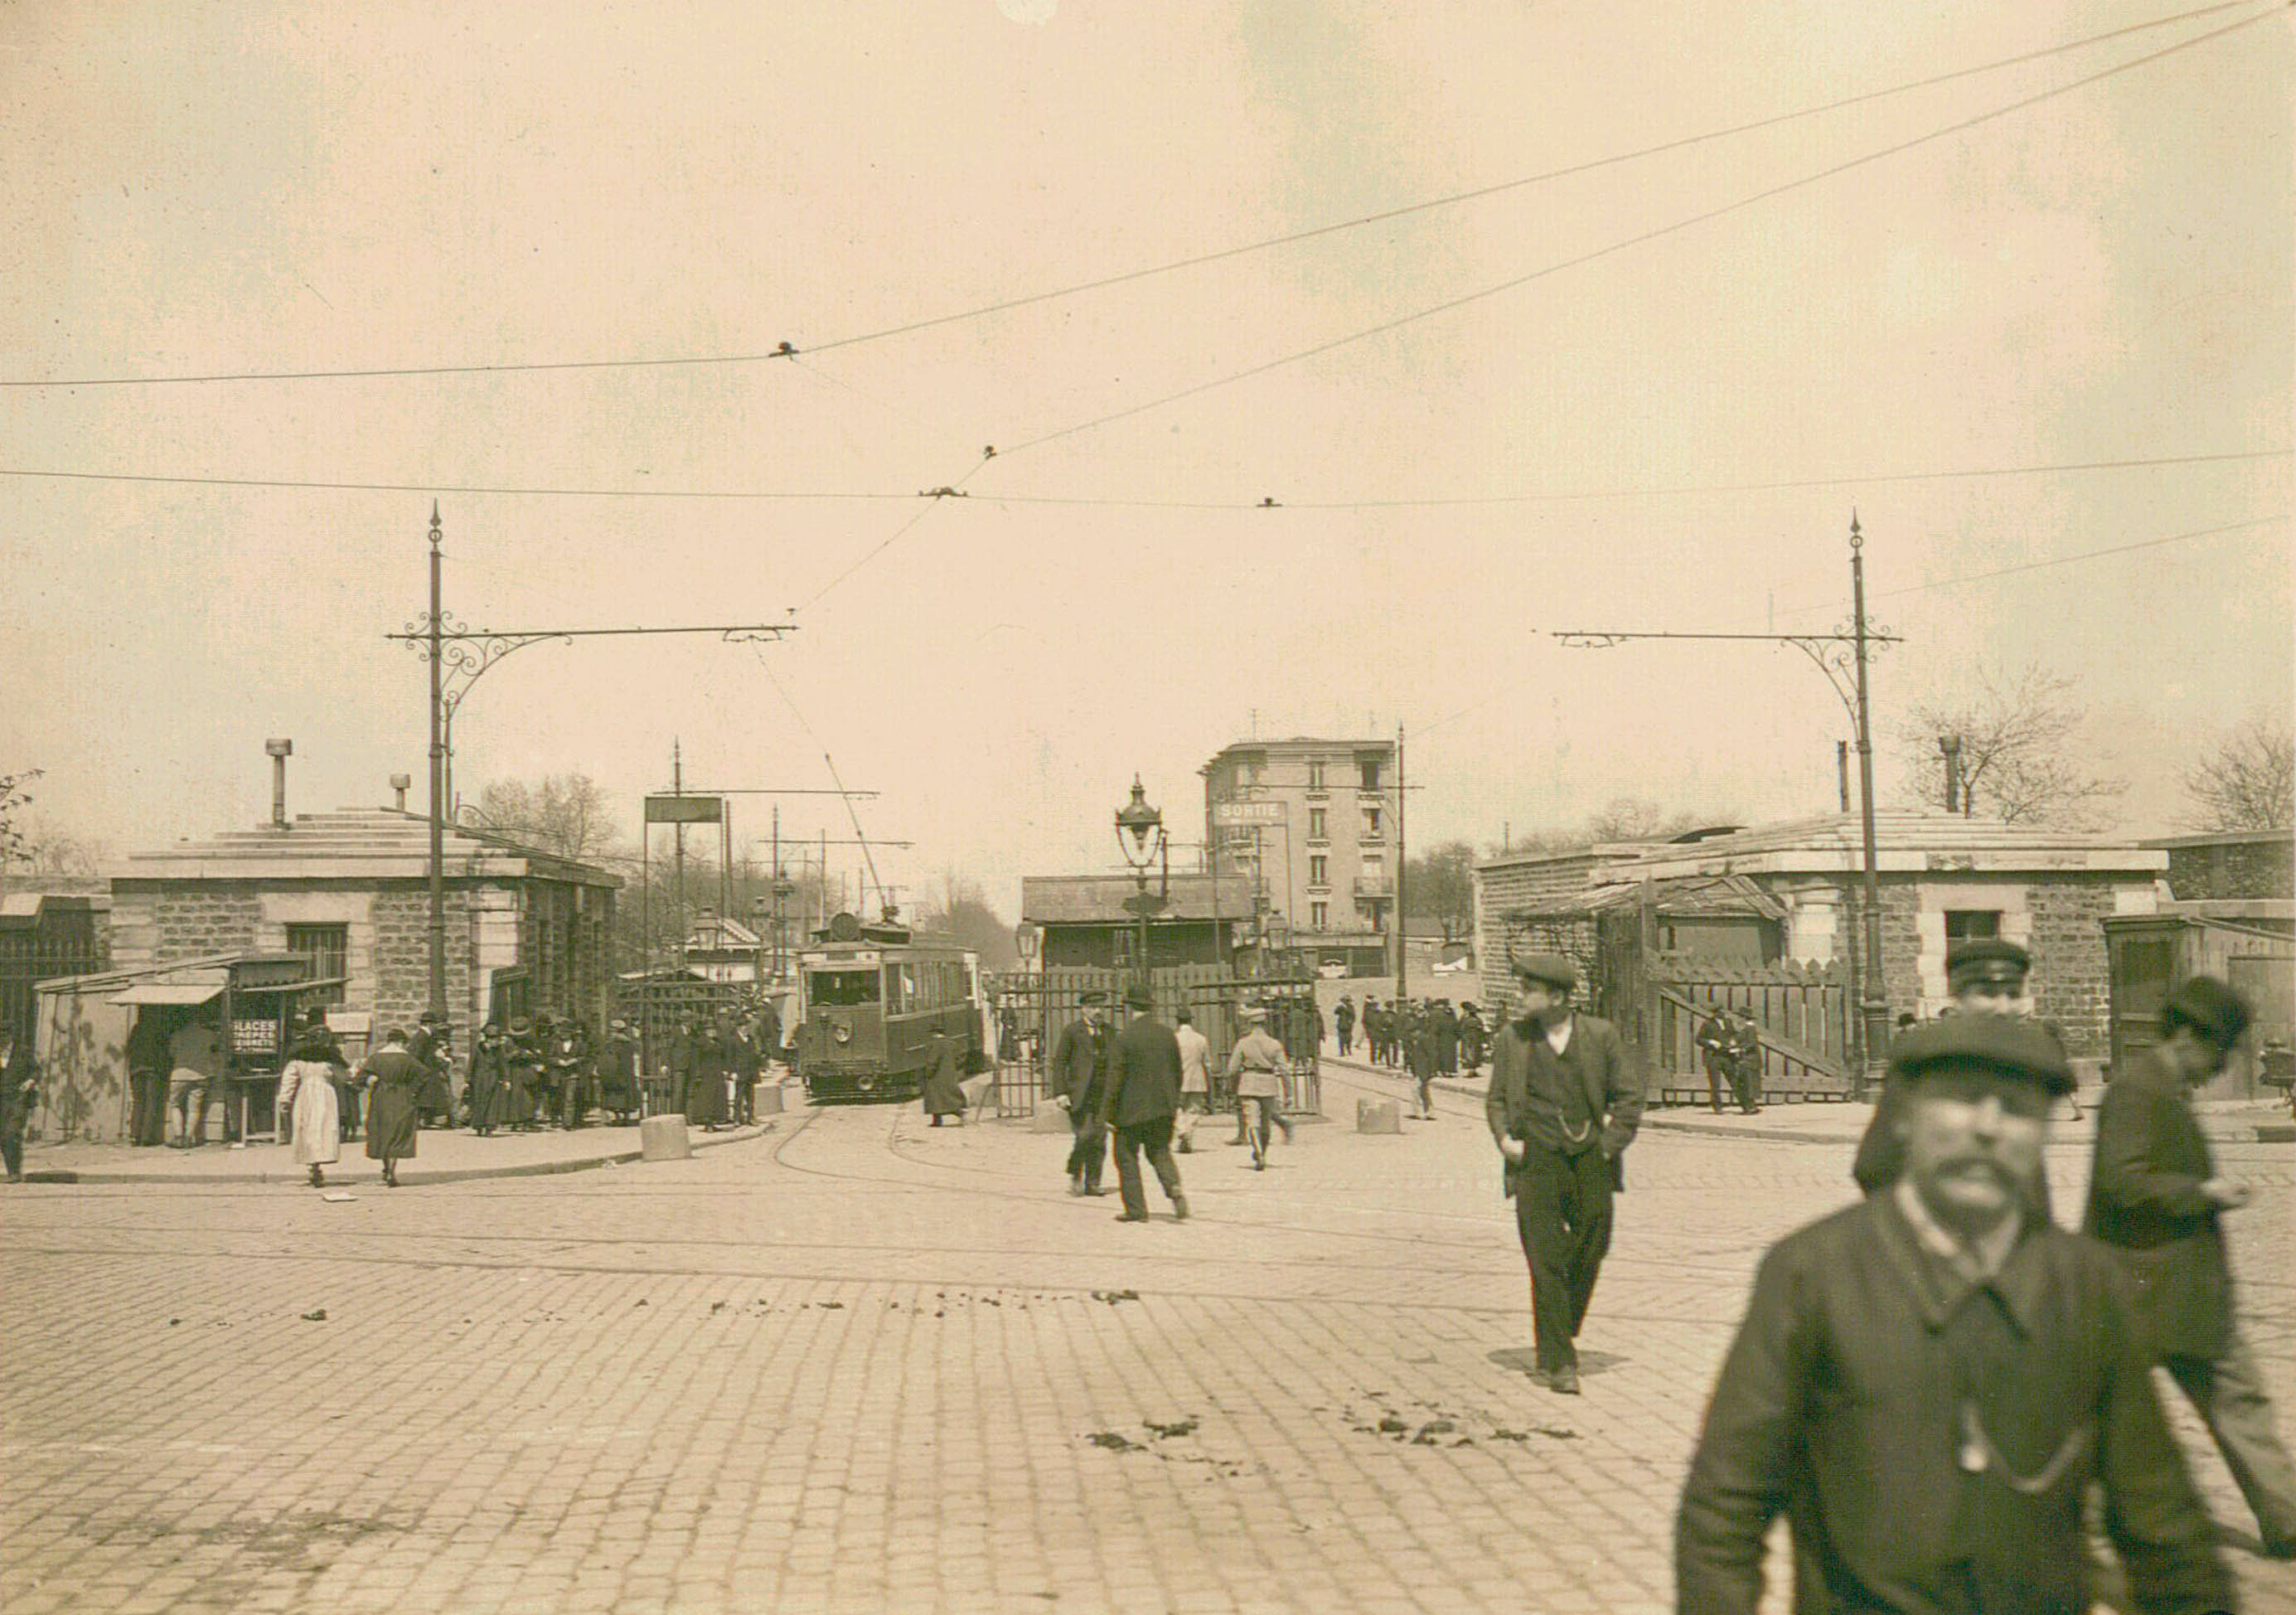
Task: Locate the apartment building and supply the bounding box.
[1200,736,1398,970]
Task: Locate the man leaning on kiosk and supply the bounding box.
[1484,952,1642,1395]
[1677,1014,2232,1615]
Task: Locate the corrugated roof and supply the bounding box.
[1020,873,1247,924]
[118,808,620,888]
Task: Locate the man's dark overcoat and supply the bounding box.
[1483,1012,1641,1189]
[1100,1014,1182,1129]
[1677,1193,2230,1615]
[1049,1016,1107,1111]
[2084,1046,2235,1360]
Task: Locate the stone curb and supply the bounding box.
[13,1121,777,1188]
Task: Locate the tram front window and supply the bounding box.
[807,969,881,1007]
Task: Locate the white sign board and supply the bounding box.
[1213,800,1285,827]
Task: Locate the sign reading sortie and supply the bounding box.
[1212,800,1284,827]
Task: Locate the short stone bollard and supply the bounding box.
[1357,1097,1402,1135]
[753,1085,785,1116]
[640,1114,692,1161]
[1032,1103,1073,1134]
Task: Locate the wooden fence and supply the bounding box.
[1645,957,1853,1104]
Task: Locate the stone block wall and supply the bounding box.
[119,884,265,965]
[2163,837,2294,902]
[1473,853,1598,1011]
[2022,880,2118,1058]
[371,885,474,1042]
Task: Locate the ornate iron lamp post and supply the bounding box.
[1115,777,1169,989]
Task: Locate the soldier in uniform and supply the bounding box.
[1678,1015,2232,1614]
[1485,953,1644,1394]
[1049,990,1112,1196]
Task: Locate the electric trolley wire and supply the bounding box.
[1869,512,2289,602]
[992,4,2284,461]
[1,448,2282,507]
[0,1,2266,392]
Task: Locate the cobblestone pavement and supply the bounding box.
[3,1061,2292,1614]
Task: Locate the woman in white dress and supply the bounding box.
[275,1016,344,1188]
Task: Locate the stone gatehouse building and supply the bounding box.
[109,807,619,1047]
[1473,812,2166,1059]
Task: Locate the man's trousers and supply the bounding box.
[2166,1331,2296,1544]
[1112,1115,1184,1220]
[1064,1108,1106,1193]
[1512,1142,1615,1373]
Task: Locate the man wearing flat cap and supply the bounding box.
[1484,952,1643,1394]
[1852,938,2050,1201]
[1099,982,1188,1223]
[1679,1014,2232,1614]
[2087,973,2296,1558]
[1050,990,1113,1196]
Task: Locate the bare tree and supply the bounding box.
[14,817,107,876]
[2182,717,2294,830]
[1584,797,1733,843]
[915,874,1019,970]
[469,774,619,861]
[0,769,42,869]
[1404,839,1477,942]
[1896,662,2125,830]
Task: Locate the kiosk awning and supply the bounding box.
[112,981,227,1006]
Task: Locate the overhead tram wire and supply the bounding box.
[991,4,2285,463]
[0,447,2283,508]
[0,0,2266,392]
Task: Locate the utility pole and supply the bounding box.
[671,740,686,969]
[1849,515,1888,1089]
[1552,517,1899,1095]
[1393,724,1407,1003]
[426,503,446,1021]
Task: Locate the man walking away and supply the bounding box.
[2086,974,2296,1559]
[1484,953,1642,1394]
[1050,990,1112,1196]
[1102,983,1187,1223]
[1173,1008,1212,1152]
[1227,1003,1293,1169]
[1334,993,1355,1059]
[1678,1015,2232,1613]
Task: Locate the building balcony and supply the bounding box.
[1353,873,1393,898]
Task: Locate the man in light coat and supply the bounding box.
[1172,1008,1213,1152]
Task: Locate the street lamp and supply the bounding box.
[1115,777,1169,987]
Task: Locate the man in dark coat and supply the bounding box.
[1458,1002,1486,1073]
[1484,953,1642,1394]
[1724,1007,1763,1112]
[920,1026,967,1127]
[1678,1014,2233,1614]
[1100,983,1187,1223]
[1049,991,1112,1196]
[408,1009,454,1129]
[1434,998,1460,1077]
[1334,993,1355,1058]
[2086,974,2296,1557]
[1696,1006,1739,1113]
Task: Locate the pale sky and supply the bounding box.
[3,2,2289,917]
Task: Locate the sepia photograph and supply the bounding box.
[2,3,2291,1611]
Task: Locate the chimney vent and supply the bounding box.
[390,774,411,812]
[264,739,293,828]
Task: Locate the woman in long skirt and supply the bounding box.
[920,1028,967,1127]
[275,1018,345,1188]
[360,1028,425,1188]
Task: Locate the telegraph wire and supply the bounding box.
[796,452,998,610]
[1869,512,2288,602]
[0,1,2265,391]
[1,446,2281,509]
[995,5,2282,459]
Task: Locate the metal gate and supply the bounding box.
[1,898,106,1053]
[985,964,1321,1120]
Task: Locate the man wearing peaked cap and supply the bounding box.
[1485,950,1642,1395]
[1851,938,2058,1206]
[2087,973,2296,1558]
[1678,1011,2231,1613]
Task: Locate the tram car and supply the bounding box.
[792,913,985,1102]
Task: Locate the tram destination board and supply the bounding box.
[642,793,724,824]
